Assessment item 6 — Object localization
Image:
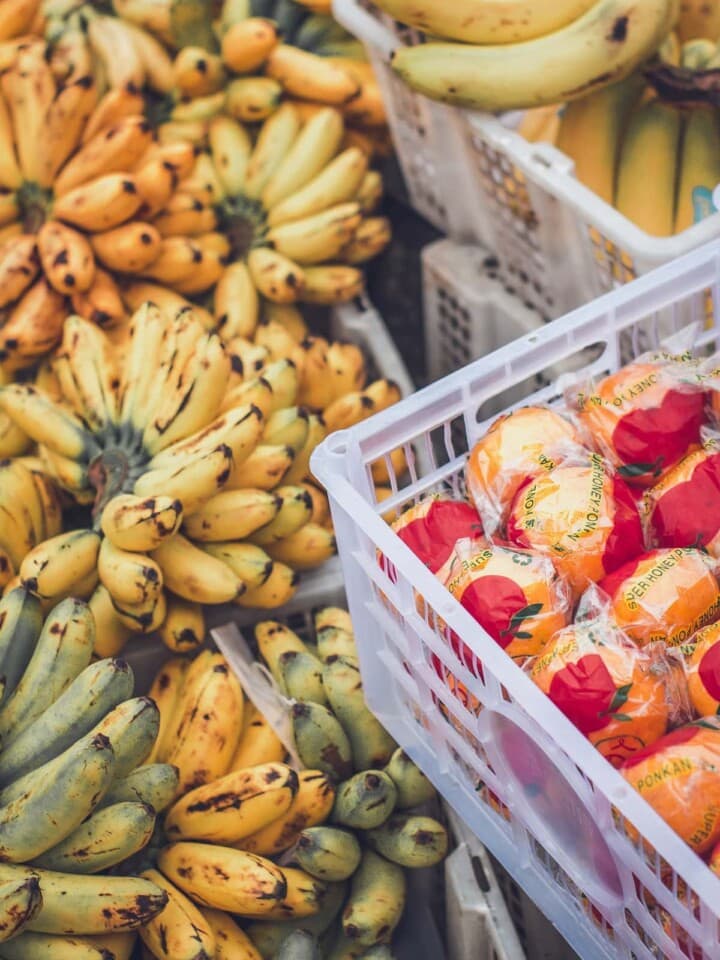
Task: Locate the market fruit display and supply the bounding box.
[0,588,175,947]
[142,607,447,958]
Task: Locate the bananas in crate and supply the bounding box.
[144,606,448,959]
[0,587,176,952]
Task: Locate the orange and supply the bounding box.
[530,620,671,766]
[506,453,644,595]
[573,358,706,487]
[621,718,720,855]
[386,494,482,581]
[686,622,720,716]
[600,548,720,646]
[466,406,583,530]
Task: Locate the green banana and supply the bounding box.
[342,851,405,947]
[316,626,356,663]
[294,826,361,881]
[98,763,179,812]
[291,701,353,782]
[0,587,43,706]
[382,750,435,810]
[0,597,94,743]
[32,801,156,874]
[0,864,167,935]
[277,930,321,960]
[0,875,42,944]
[0,732,116,863]
[332,771,396,830]
[0,658,133,786]
[93,696,160,779]
[358,946,397,959]
[248,881,347,958]
[256,620,315,683]
[278,649,327,705]
[323,656,395,771]
[365,815,448,869]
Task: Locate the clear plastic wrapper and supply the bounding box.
[598,548,720,647]
[569,350,708,488]
[528,618,689,767]
[684,621,720,718]
[621,717,720,856]
[465,405,586,533]
[443,536,573,664]
[505,452,644,597]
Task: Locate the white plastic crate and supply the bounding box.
[336,0,720,320]
[311,241,720,960]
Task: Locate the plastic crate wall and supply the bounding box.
[312,241,720,960]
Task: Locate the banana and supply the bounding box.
[680,36,717,67]
[135,163,185,219]
[332,771,396,830]
[1,44,54,183]
[249,486,313,544]
[240,768,336,856]
[151,533,244,604]
[184,489,279,542]
[0,658,132,787]
[98,537,163,609]
[158,842,288,915]
[265,524,336,570]
[294,826,361,881]
[0,547,14,590]
[265,46,359,105]
[99,763,179,813]
[342,82,386,130]
[0,462,37,570]
[139,868,216,960]
[323,391,374,433]
[356,170,383,214]
[0,597,93,743]
[220,377,275,419]
[0,731,115,862]
[171,92,226,125]
[383,749,435,809]
[94,696,160,779]
[615,98,681,236]
[33,801,156,874]
[56,314,119,429]
[222,17,278,73]
[113,586,166,635]
[316,607,353,634]
[0,875,41,943]
[366,814,448,869]
[263,108,346,210]
[0,932,136,959]
[300,482,330,525]
[171,250,227,295]
[264,868,327,921]
[158,595,205,653]
[235,561,299,608]
[0,383,94,459]
[146,655,190,765]
[244,103,302,198]
[174,46,225,97]
[277,649,327,705]
[148,404,263,473]
[247,880,346,956]
[54,115,153,197]
[268,203,362,265]
[370,447,408,486]
[228,442,295,490]
[82,86,145,143]
[249,247,307,302]
[71,267,127,330]
[254,320,306,369]
[158,119,209,146]
[256,619,316,682]
[119,302,181,432]
[201,908,263,960]
[0,279,67,368]
[323,655,395,770]
[134,444,234,517]
[87,585,133,658]
[0,864,167,934]
[229,702,286,771]
[214,260,260,340]
[165,762,299,843]
[91,222,163,274]
[124,20,175,92]
[262,408,310,453]
[0,0,38,41]
[137,236,209,285]
[297,337,334,407]
[265,303,309,343]
[164,652,245,795]
[675,106,720,233]
[153,194,218,237]
[19,529,101,602]
[0,85,21,190]
[291,701,353,782]
[226,76,283,121]
[101,494,183,552]
[342,850,405,947]
[391,0,677,110]
[300,265,363,304]
[268,147,368,227]
[53,172,143,232]
[35,221,94,296]
[341,216,391,265]
[0,235,39,310]
[87,14,144,91]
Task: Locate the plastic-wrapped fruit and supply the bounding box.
[685,622,720,716]
[621,718,720,856]
[385,494,482,581]
[572,355,706,487]
[530,619,682,766]
[506,453,644,595]
[599,548,720,647]
[466,406,584,531]
[641,442,720,554]
[444,537,572,664]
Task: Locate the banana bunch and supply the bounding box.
[0,0,43,42]
[142,607,446,959]
[383,0,678,112]
[0,587,178,953]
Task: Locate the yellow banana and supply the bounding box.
[265,46,359,105]
[100,493,183,552]
[0,236,39,309]
[214,260,260,340]
[266,523,336,570]
[267,147,368,226]
[97,537,163,608]
[138,236,209,285]
[262,406,310,452]
[248,247,306,303]
[219,378,274,420]
[54,115,153,197]
[146,655,191,765]
[0,0,39,41]
[151,533,244,604]
[235,561,299,609]
[222,17,279,73]
[148,404,263,475]
[87,584,133,658]
[341,850,405,947]
[296,337,334,410]
[0,85,21,189]
[209,115,252,196]
[244,103,301,199]
[262,868,326,921]
[153,193,218,237]
[230,702,286,771]
[355,170,383,214]
[53,173,142,232]
[227,442,295,490]
[254,358,301,411]
[341,216,391,264]
[173,46,225,97]
[139,869,216,960]
[0,277,68,368]
[201,908,263,960]
[675,106,720,233]
[255,618,312,680]
[202,542,274,590]
[171,246,225,296]
[91,222,163,273]
[158,595,205,653]
[264,303,308,343]
[183,489,281,541]
[82,86,145,144]
[342,79,386,129]
[247,484,313,544]
[70,268,127,330]
[300,265,363,304]
[677,0,720,41]
[87,14,144,91]
[262,108,345,210]
[240,770,335,856]
[227,338,270,382]
[55,314,119,428]
[0,409,30,458]
[267,203,362,265]
[134,445,234,517]
[157,119,209,146]
[121,284,213,331]
[19,529,100,601]
[323,390,375,433]
[0,874,41,943]
[300,481,330,526]
[124,20,175,92]
[325,341,366,401]
[171,92,226,125]
[226,76,282,122]
[1,44,54,183]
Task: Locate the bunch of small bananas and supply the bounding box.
[0,459,63,591]
[0,587,178,955]
[140,607,447,959]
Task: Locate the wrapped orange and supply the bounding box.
[572,355,706,487]
[506,453,644,595]
[641,442,720,554]
[599,548,720,647]
[685,622,720,716]
[621,718,720,855]
[443,537,571,664]
[385,494,482,580]
[466,406,584,530]
[530,620,677,766]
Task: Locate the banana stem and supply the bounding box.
[218,194,268,260]
[88,448,135,526]
[16,182,52,234]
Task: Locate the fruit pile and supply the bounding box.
[135,607,447,958]
[385,347,720,876]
